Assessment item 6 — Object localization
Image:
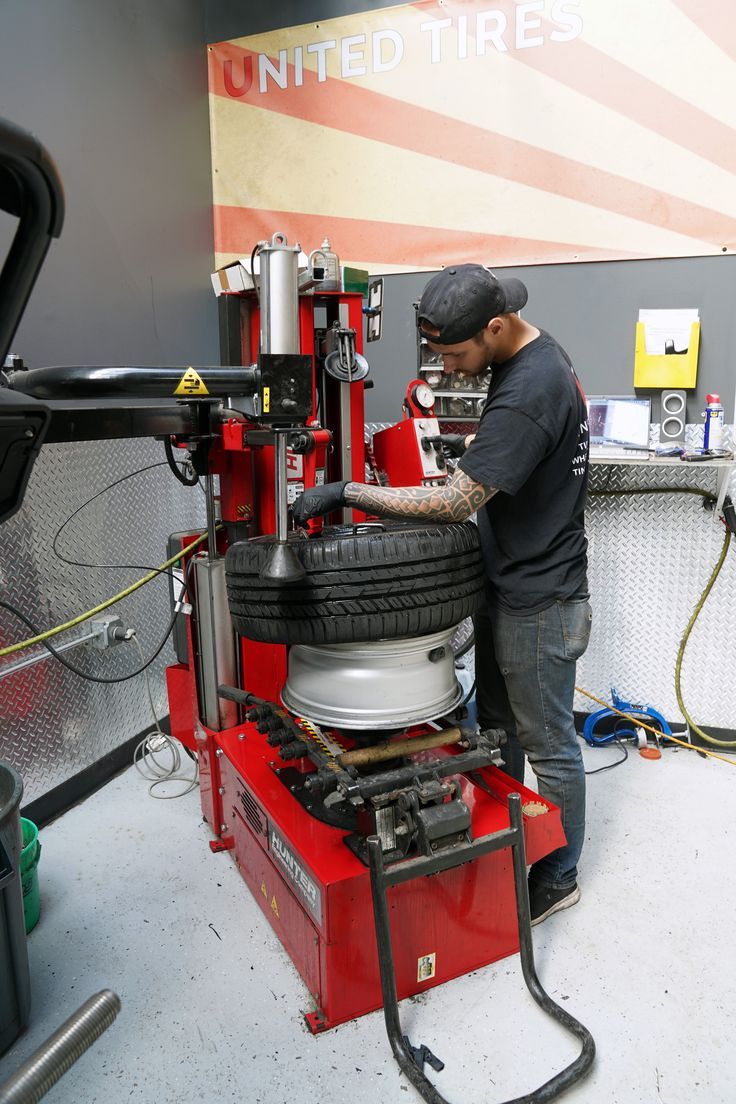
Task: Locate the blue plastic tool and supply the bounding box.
[582,688,672,747]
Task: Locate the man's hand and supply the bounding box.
[438,433,471,459]
[291,481,348,526]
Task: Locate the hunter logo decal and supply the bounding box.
[270,827,322,924]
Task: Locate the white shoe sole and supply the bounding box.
[531,884,581,926]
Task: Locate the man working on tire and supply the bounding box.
[291,264,591,926]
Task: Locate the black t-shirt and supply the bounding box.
[458,329,589,613]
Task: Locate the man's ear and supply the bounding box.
[486,317,504,337]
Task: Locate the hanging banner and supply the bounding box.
[208,0,736,273]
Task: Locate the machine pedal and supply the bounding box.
[404,1037,445,1074]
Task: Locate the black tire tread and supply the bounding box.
[225,521,485,644]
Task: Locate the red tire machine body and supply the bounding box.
[159,236,593,1104]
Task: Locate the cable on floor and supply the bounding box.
[584,737,629,776]
[575,685,736,768]
[130,635,199,799]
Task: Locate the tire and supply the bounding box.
[225,521,485,645]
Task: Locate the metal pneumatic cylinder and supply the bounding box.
[259,232,300,356]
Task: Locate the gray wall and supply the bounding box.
[204,0,400,43]
[363,258,736,425]
[2,0,217,369]
[0,0,216,803]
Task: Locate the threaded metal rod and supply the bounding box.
[0,990,121,1103]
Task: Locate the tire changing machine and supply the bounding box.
[166,235,595,1102]
[7,229,595,1102]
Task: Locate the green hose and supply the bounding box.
[590,485,734,748]
[674,529,734,747]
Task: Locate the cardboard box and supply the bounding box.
[210,260,256,297]
[211,250,311,297]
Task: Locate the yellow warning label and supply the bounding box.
[270,895,280,919]
[417,952,436,982]
[260,881,268,898]
[174,366,209,396]
[263,386,270,413]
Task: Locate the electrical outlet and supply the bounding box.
[89,616,128,649]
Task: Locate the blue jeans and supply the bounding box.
[473,593,592,890]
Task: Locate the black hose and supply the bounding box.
[164,437,199,486]
[250,243,261,305]
[0,559,193,685]
[453,629,475,661]
[0,598,179,684]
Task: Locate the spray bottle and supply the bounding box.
[703,393,725,451]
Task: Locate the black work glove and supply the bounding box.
[291,481,349,526]
[438,433,468,459]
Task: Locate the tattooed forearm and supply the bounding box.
[345,469,496,522]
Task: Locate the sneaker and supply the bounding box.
[528,880,580,926]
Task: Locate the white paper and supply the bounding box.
[638,308,699,356]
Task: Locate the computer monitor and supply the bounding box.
[587,396,651,450]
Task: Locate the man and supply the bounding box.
[291,264,591,925]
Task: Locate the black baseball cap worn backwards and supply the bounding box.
[417,264,528,346]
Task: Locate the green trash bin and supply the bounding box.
[0,760,31,1056]
[20,818,41,934]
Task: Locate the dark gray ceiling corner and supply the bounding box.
[203,0,401,43]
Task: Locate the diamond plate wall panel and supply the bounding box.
[579,448,736,729]
[367,422,736,731]
[0,439,207,804]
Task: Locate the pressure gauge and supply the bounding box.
[412,382,435,411]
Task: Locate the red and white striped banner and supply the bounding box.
[208,0,736,272]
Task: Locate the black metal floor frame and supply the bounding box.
[367,791,596,1104]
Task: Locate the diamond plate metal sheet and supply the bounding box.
[367,422,736,731]
[579,441,736,729]
[0,439,206,804]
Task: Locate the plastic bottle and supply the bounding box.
[309,237,340,291]
[703,393,725,450]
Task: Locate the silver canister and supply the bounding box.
[258,231,300,355]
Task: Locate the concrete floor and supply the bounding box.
[1,741,734,1104]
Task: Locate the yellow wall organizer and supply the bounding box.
[634,321,700,388]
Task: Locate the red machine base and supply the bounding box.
[193,717,566,1032]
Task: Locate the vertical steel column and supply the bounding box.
[274,431,289,542]
[205,474,218,560]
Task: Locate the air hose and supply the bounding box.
[0,530,212,659]
[674,504,734,747]
[591,486,736,749]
